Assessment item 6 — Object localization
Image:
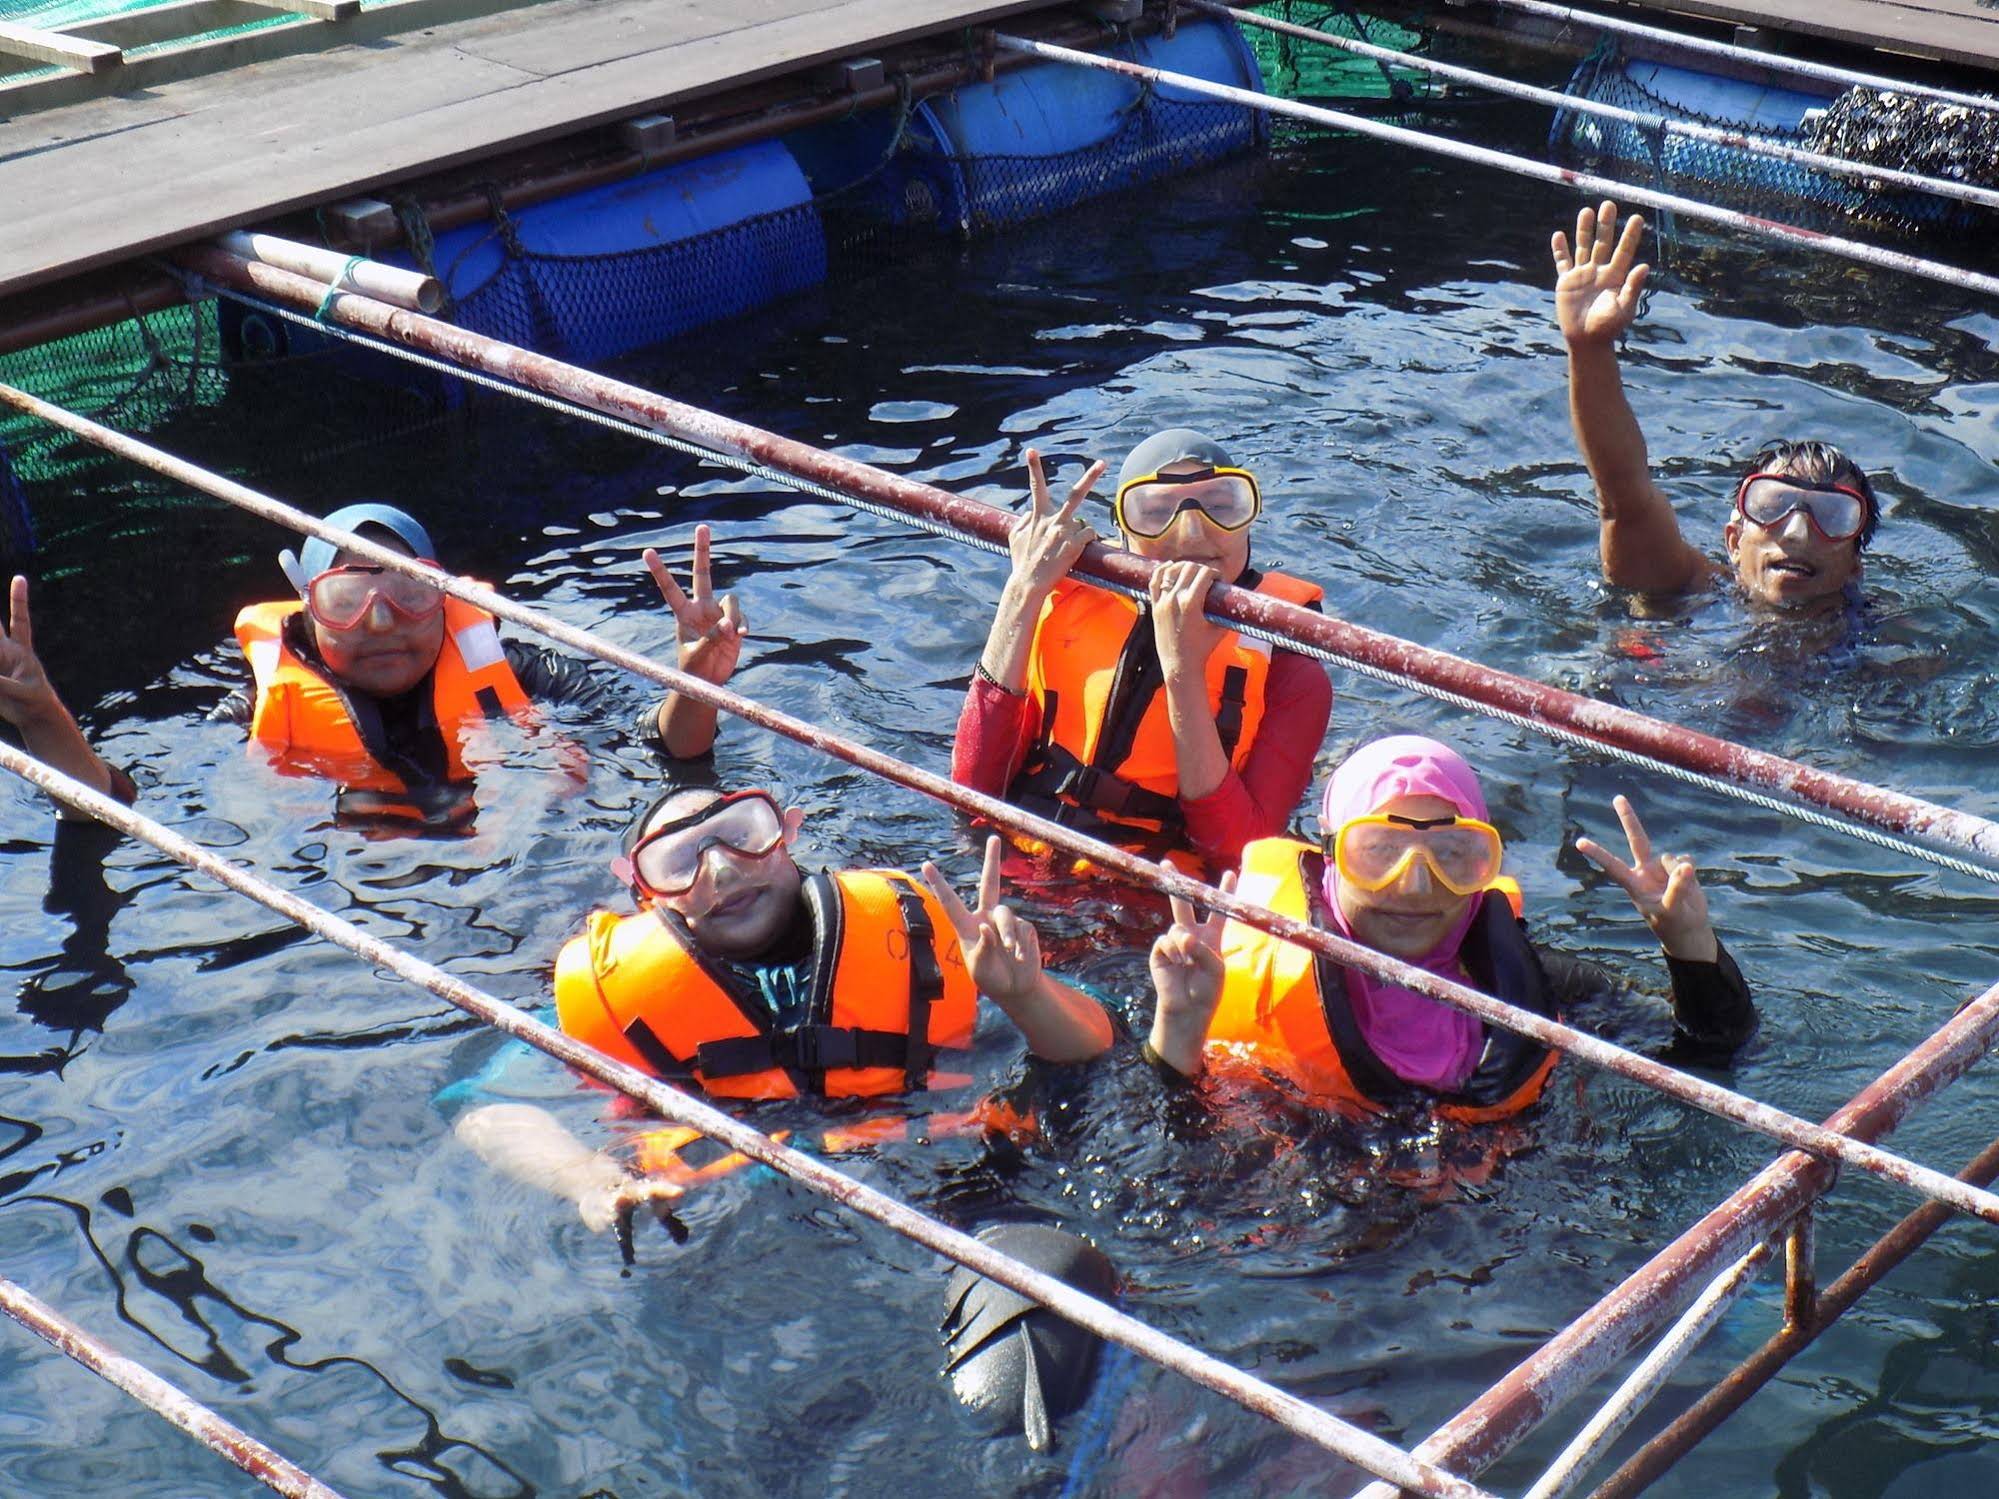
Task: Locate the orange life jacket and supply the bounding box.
[234,598,534,809]
[1206,837,1558,1124]
[554,869,979,1101]
[1010,570,1325,855]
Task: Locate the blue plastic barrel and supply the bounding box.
[1553,56,1972,229]
[223,139,827,374]
[433,140,828,362]
[788,17,1265,234]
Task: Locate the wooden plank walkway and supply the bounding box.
[0,0,1055,300]
[1526,0,1999,75]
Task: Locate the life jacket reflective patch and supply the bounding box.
[553,869,979,1101]
[233,596,535,800]
[1206,838,1557,1122]
[1009,571,1324,852]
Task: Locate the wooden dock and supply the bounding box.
[2,0,1995,322]
[0,0,1057,302]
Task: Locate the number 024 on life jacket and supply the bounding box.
[1204,838,1559,1124]
[554,869,978,1101]
[1010,572,1324,852]
[233,597,534,797]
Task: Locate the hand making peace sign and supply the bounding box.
[1146,866,1236,1075]
[1576,794,1719,963]
[1007,448,1104,601]
[644,523,745,687]
[0,575,60,732]
[1551,200,1649,348]
[920,834,1049,1008]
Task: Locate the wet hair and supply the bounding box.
[1745,439,1881,552]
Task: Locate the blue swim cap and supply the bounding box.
[295,504,437,584]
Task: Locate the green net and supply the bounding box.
[1244,1,1430,105]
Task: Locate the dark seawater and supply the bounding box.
[4,84,1999,1499]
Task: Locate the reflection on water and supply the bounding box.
[2,88,1998,1496]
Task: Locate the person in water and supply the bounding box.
[1146,735,1757,1117]
[1,575,135,816]
[1553,201,1880,607]
[214,503,742,822]
[953,431,1332,871]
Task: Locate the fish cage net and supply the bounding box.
[1555,49,1994,235]
[1245,2,1432,109]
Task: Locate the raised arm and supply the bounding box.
[0,577,126,812]
[921,835,1114,1062]
[1553,202,1714,594]
[646,524,746,759]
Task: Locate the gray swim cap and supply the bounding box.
[1117,429,1238,492]
[296,503,437,584]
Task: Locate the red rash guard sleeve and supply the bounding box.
[1181,649,1333,867]
[951,677,1040,795]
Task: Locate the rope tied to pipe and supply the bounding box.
[311,255,366,324]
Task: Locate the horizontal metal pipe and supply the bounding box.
[12,367,1999,1240]
[1480,0,1999,113]
[169,244,1999,883]
[996,35,1999,301]
[1585,1130,1999,1499]
[1350,962,1999,1496]
[0,740,1497,1499]
[216,231,440,313]
[0,1275,343,1497]
[1205,2,1999,213]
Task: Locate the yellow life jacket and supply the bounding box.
[1010,570,1324,855]
[234,597,534,815]
[1206,837,1557,1123]
[554,870,979,1101]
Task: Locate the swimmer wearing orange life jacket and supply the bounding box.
[454,533,1111,1236]
[218,505,731,827]
[1554,201,1881,609]
[1146,735,1758,1121]
[954,431,1333,873]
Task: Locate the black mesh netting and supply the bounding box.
[912,92,1265,235]
[1554,52,1991,234]
[448,201,829,365]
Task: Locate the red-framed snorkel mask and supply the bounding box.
[1733,471,1870,545]
[612,790,787,902]
[302,561,448,632]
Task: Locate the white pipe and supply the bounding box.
[216,230,441,314]
[1519,1234,1778,1499]
[1206,2,1999,213]
[1483,0,1999,114]
[0,739,1501,1499]
[996,34,1999,300]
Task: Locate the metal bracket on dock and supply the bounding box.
[820,56,886,93]
[620,112,677,166]
[325,197,400,249]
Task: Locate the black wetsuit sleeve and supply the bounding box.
[1535,936,1758,1062]
[502,640,612,712]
